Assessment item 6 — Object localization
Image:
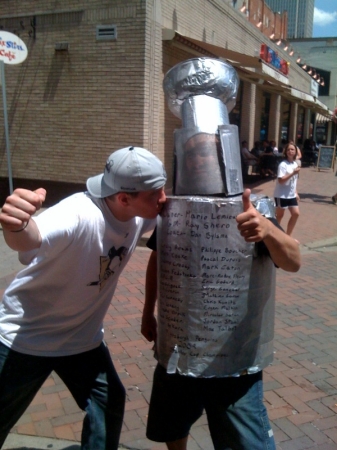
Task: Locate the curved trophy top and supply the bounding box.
[163,57,240,118]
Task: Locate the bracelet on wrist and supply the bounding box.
[11,220,30,233]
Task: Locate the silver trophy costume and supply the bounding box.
[157,58,276,377]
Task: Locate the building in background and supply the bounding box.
[229,0,288,41]
[0,0,333,203]
[288,37,337,144]
[266,0,314,38]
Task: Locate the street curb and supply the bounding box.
[3,433,135,450]
[2,434,80,450]
[300,236,337,255]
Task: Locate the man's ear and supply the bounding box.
[116,192,131,207]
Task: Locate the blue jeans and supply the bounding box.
[0,341,125,449]
[147,364,275,450]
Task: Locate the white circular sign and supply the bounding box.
[0,31,28,65]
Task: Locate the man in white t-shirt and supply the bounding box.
[0,146,167,450]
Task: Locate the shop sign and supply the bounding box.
[260,44,289,76]
[310,79,319,97]
[261,63,289,85]
[0,31,28,65]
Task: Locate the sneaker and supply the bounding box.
[332,195,337,205]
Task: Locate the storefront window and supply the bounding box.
[315,123,327,145]
[309,112,315,139]
[260,92,270,141]
[281,101,291,143]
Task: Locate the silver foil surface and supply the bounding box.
[163,58,239,119]
[156,196,276,378]
[181,95,229,131]
[158,57,276,378]
[165,58,243,197]
[219,124,243,195]
[174,125,243,196]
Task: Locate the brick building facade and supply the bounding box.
[0,0,332,201]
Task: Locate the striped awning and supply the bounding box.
[316,113,331,123]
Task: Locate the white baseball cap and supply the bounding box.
[86,146,167,198]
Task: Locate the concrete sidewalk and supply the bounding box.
[1,164,337,450]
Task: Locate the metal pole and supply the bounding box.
[0,60,13,194]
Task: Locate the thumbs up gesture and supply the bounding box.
[236,189,271,242]
[236,190,301,272]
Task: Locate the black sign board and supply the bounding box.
[317,146,335,171]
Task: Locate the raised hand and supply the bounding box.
[0,188,46,251]
[0,188,46,232]
[236,189,270,242]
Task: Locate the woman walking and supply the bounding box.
[274,142,301,236]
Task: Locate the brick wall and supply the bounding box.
[0,1,151,188]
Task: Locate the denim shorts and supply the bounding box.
[146,364,275,450]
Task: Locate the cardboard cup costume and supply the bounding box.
[158,58,276,377]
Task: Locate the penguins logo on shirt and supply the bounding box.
[88,245,128,290]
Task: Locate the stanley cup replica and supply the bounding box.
[157,58,276,377]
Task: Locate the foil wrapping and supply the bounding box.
[158,57,275,378]
[181,95,229,131]
[174,125,243,196]
[163,57,240,118]
[156,196,276,378]
[219,124,243,195]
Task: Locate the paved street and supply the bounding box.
[1,163,337,450]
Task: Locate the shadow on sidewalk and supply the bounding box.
[298,192,333,204]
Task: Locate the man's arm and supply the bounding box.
[242,148,257,161]
[0,188,46,252]
[236,189,301,272]
[141,250,158,342]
